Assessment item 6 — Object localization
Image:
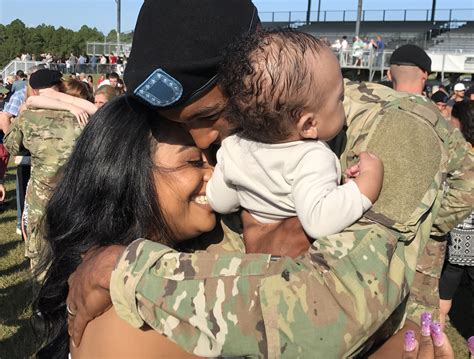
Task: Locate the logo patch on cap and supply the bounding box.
[134,69,183,107]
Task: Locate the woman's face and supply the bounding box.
[94,94,108,108]
[153,122,216,240]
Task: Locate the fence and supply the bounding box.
[259,8,474,24]
[86,42,132,57]
[2,50,474,83]
[334,49,474,81]
[0,60,123,81]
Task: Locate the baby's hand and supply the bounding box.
[345,164,360,179]
[352,151,384,203]
[358,151,383,176]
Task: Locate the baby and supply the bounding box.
[206,30,383,238]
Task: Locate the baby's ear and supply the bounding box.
[297,112,318,139]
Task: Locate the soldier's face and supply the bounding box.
[153,121,216,240]
[306,48,346,141]
[159,86,237,150]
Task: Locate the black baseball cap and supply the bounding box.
[29,69,62,89]
[389,44,431,73]
[124,0,260,109]
[431,90,448,104]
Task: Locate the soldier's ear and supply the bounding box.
[421,70,428,81]
[387,69,393,82]
[297,113,318,139]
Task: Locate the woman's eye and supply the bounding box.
[187,160,205,168]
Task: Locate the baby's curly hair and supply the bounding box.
[219,29,326,143]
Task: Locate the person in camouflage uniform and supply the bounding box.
[66,1,473,357]
[3,73,83,272]
[106,79,472,358]
[384,44,472,321]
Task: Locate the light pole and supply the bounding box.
[317,0,322,22]
[431,0,436,23]
[306,0,312,24]
[115,0,121,53]
[355,0,363,38]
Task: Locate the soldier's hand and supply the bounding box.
[242,210,312,257]
[67,245,125,347]
[0,184,5,202]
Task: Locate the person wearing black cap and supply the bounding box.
[387,44,432,95]
[65,0,473,357]
[25,69,95,125]
[3,70,93,278]
[119,0,259,150]
[431,90,450,119]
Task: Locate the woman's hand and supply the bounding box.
[67,104,89,127]
[67,245,125,347]
[241,210,312,257]
[402,313,454,359]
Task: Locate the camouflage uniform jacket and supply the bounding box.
[4,109,82,260]
[110,81,473,358]
[341,81,473,322]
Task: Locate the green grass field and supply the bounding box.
[0,161,471,357]
[0,164,38,358]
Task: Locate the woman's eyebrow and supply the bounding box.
[176,144,198,153]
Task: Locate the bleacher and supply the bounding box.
[429,22,474,52]
[262,21,449,49]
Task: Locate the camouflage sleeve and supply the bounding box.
[3,114,26,155]
[111,221,413,358]
[431,129,474,236]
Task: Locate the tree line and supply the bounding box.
[0,19,133,69]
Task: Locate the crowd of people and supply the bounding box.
[0,0,473,358]
[0,68,121,221]
[13,52,128,75]
[330,34,385,67]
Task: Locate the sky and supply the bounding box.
[0,0,473,34]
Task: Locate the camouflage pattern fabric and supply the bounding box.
[110,81,473,358]
[342,80,473,322]
[4,109,82,263]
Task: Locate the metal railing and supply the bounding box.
[86,42,132,57]
[259,8,474,24]
[0,60,124,81]
[0,61,40,82]
[2,50,474,84]
[333,49,474,81]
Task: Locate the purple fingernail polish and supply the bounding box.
[404,330,416,352]
[468,336,474,355]
[420,312,432,336]
[430,321,443,347]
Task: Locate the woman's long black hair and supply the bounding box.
[452,100,474,145]
[34,95,173,358]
